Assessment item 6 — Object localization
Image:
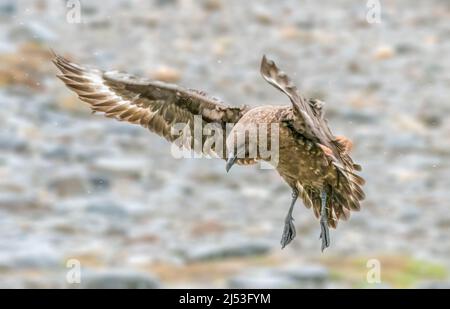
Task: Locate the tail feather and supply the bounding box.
[317,161,365,227]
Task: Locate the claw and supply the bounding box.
[280,189,298,249]
[280,217,296,249]
[225,153,237,172]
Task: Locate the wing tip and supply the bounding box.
[50,50,87,76]
[260,54,276,78]
[261,54,269,67]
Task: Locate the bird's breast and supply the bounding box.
[276,125,332,188]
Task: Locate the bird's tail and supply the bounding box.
[307,163,365,229]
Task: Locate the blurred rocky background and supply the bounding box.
[0,0,449,288]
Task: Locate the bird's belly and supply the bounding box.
[276,134,331,188]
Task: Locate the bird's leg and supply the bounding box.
[280,190,298,249]
[319,190,330,252]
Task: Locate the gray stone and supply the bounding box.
[338,108,378,124]
[88,175,111,191]
[0,248,61,270]
[9,21,57,43]
[183,241,271,262]
[81,270,160,289]
[81,3,99,16]
[85,199,128,218]
[13,253,60,269]
[92,157,148,179]
[0,0,16,15]
[0,277,24,289]
[228,265,330,289]
[228,270,296,289]
[385,134,427,152]
[419,112,442,128]
[278,265,329,285]
[0,134,28,152]
[41,145,71,161]
[48,170,88,197]
[399,207,421,222]
[228,275,295,289]
[396,43,418,55]
[0,193,37,210]
[416,281,450,289]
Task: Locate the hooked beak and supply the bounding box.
[225,153,237,172]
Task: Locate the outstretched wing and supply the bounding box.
[52,52,247,159]
[260,56,334,147]
[260,55,365,227]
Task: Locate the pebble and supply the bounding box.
[81,270,160,289]
[182,241,271,262]
[253,6,272,25]
[84,199,128,218]
[278,265,329,284]
[47,169,88,197]
[373,45,395,60]
[0,245,61,270]
[92,157,148,179]
[228,272,296,289]
[415,281,450,289]
[0,193,37,210]
[228,266,330,289]
[0,134,28,152]
[0,1,16,15]
[9,21,57,43]
[152,66,181,83]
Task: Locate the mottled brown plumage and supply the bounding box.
[52,51,365,251]
[258,56,365,222]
